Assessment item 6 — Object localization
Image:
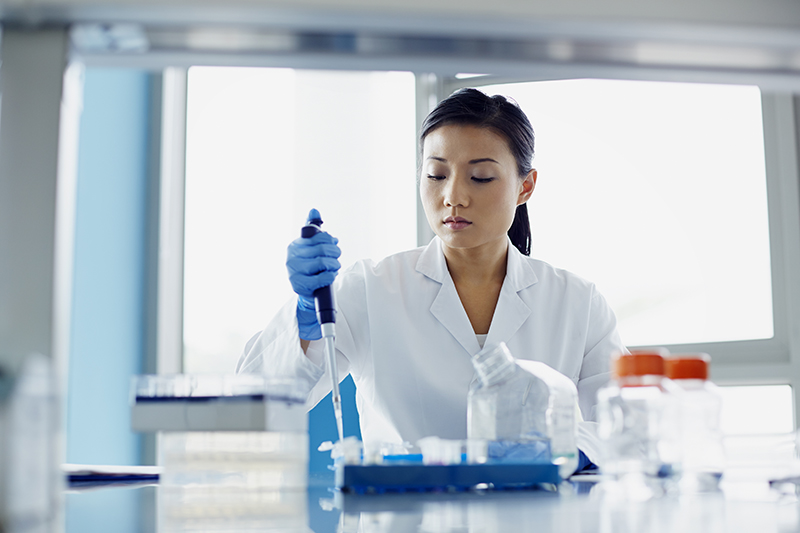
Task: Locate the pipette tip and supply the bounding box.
[335,409,344,443]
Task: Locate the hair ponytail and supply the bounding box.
[508,204,531,256]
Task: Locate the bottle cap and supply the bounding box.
[665,353,710,380]
[612,349,667,379]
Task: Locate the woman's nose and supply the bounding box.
[444,176,468,207]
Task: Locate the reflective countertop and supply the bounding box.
[65,470,800,533]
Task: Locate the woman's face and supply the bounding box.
[420,124,535,254]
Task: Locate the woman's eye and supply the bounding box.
[427,174,446,181]
[472,177,495,183]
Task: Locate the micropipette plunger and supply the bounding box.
[301,210,344,442]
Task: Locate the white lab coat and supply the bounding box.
[237,237,625,465]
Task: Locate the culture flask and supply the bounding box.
[467,342,579,478]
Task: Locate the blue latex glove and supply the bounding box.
[287,209,341,340]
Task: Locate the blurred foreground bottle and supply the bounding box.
[596,350,681,498]
[467,342,579,478]
[666,353,724,492]
[0,353,60,533]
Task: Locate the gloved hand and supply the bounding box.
[287,209,341,340]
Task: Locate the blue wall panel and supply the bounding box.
[308,374,361,473]
[66,68,150,466]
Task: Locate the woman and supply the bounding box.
[237,88,626,469]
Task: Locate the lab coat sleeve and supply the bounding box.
[571,390,603,469]
[576,421,602,468]
[573,286,627,468]
[235,298,355,410]
[235,262,366,411]
[577,287,626,423]
[236,297,327,398]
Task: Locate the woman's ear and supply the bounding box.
[518,169,537,204]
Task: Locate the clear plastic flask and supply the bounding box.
[467,342,579,478]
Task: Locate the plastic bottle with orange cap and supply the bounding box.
[596,349,683,498]
[666,353,725,492]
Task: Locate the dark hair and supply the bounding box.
[419,88,534,256]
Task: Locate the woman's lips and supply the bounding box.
[444,216,472,230]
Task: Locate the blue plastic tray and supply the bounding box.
[337,462,561,493]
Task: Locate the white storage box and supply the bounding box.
[130,374,307,433]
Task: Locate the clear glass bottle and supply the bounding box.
[597,349,681,496]
[467,342,579,478]
[665,353,724,492]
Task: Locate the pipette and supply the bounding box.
[301,210,344,442]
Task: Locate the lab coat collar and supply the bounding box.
[415,236,447,283]
[416,237,539,355]
[504,238,539,292]
[487,242,538,350]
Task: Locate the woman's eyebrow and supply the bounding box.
[425,156,500,164]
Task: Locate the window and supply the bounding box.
[719,385,793,435]
[450,77,798,432]
[474,79,773,347]
[183,67,417,373]
[179,71,800,433]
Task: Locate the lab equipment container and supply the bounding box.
[467,342,579,478]
[665,353,724,492]
[131,374,309,490]
[596,350,682,496]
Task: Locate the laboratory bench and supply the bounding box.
[64,470,800,533]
